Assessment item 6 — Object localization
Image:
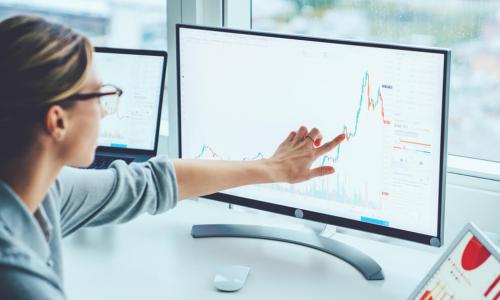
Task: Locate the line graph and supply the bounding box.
[322,71,392,166]
[192,71,394,210]
[195,144,224,160]
[195,71,391,166]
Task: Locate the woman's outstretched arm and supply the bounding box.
[173,126,345,200]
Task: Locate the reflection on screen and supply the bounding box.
[179,28,446,236]
[94,52,163,151]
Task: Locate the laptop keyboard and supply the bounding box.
[88,156,134,169]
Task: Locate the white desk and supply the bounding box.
[62,199,451,299]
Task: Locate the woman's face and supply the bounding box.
[61,64,106,167]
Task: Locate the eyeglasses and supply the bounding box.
[0,84,123,123]
[58,84,123,115]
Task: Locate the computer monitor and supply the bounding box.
[93,47,166,153]
[177,25,450,249]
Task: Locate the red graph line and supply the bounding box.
[367,73,371,110]
[328,71,392,164]
[366,73,391,125]
[485,274,500,298]
[400,140,432,147]
[378,90,391,125]
[343,72,391,144]
[419,290,433,300]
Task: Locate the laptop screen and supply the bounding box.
[93,49,166,151]
[412,227,500,300]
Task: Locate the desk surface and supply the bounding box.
[63,199,444,300]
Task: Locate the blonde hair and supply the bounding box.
[0,15,94,157]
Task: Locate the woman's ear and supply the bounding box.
[44,105,68,142]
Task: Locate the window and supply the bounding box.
[252,0,500,163]
[0,0,167,50]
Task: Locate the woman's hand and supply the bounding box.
[269,126,345,184]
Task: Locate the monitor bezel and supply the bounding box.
[176,24,450,246]
[94,46,167,156]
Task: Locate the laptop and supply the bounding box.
[409,222,500,300]
[88,47,167,169]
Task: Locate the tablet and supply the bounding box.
[409,222,499,300]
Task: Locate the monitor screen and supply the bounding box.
[413,229,500,300]
[177,25,449,245]
[94,49,165,151]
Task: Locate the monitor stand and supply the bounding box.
[191,224,384,281]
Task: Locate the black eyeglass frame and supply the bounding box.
[50,83,123,107]
[1,84,123,123]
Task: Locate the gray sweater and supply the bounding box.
[0,157,178,299]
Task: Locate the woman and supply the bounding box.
[0,15,345,299]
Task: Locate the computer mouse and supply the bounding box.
[213,265,251,292]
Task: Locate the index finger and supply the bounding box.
[314,133,345,157]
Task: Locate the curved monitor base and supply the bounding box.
[191,224,384,281]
